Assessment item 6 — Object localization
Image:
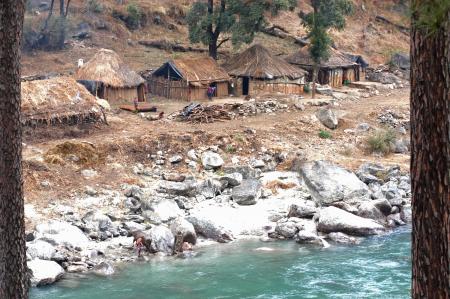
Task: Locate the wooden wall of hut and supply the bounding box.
[148,77,228,101]
[343,68,356,83]
[318,69,344,88]
[249,80,304,95]
[148,77,190,100]
[104,86,141,104]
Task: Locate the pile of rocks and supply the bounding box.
[231,100,289,117]
[377,109,410,130]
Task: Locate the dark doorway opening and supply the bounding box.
[243,77,249,95]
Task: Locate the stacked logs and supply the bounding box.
[181,105,232,124]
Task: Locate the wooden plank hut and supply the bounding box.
[222,44,307,96]
[286,47,363,88]
[21,77,101,126]
[75,49,146,104]
[148,57,230,101]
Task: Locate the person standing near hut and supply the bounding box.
[207,86,214,101]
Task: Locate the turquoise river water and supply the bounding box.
[31,227,411,299]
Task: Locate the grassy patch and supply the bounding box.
[365,129,396,155]
[318,130,332,139]
[225,144,237,154]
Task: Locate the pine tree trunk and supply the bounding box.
[410,6,450,299]
[0,1,29,298]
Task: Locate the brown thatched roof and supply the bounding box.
[286,46,358,69]
[222,44,306,80]
[153,57,230,84]
[75,49,145,88]
[21,77,101,123]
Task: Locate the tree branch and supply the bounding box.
[64,0,71,17]
[217,37,230,49]
[43,0,55,31]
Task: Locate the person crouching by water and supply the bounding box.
[132,231,147,257]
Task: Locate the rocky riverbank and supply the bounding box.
[25,146,411,287]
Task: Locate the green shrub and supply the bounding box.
[366,129,396,155]
[303,84,311,93]
[87,0,104,13]
[127,3,142,29]
[225,144,237,154]
[318,130,332,139]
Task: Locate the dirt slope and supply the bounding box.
[22,0,410,76]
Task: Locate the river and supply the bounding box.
[31,227,411,299]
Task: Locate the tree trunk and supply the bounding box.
[311,64,318,99]
[58,0,66,49]
[0,1,29,298]
[410,5,450,299]
[209,41,218,60]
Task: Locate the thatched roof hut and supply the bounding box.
[152,57,231,85]
[21,77,101,125]
[221,44,306,96]
[75,49,146,104]
[149,57,230,101]
[223,44,306,80]
[286,46,357,69]
[286,47,364,87]
[75,49,145,87]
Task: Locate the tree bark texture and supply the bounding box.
[411,6,450,299]
[0,1,29,298]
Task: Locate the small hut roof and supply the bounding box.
[21,77,100,123]
[153,57,230,84]
[286,46,358,69]
[75,49,145,88]
[222,44,306,80]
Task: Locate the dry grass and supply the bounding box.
[44,141,106,167]
[265,180,297,195]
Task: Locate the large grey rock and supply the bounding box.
[201,151,224,170]
[141,198,183,223]
[232,179,262,205]
[391,53,410,70]
[158,180,198,197]
[223,165,261,179]
[146,226,175,254]
[27,240,56,261]
[317,207,385,236]
[35,220,89,249]
[372,198,392,215]
[327,232,359,244]
[357,163,388,179]
[300,161,370,205]
[219,173,243,187]
[316,108,338,130]
[198,179,223,199]
[187,211,233,243]
[170,217,197,245]
[295,219,321,245]
[28,259,65,287]
[400,205,412,223]
[93,262,115,276]
[82,211,113,233]
[274,220,299,239]
[287,201,318,218]
[357,201,386,222]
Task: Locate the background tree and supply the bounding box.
[186,0,297,60]
[410,1,450,298]
[300,0,353,98]
[0,0,29,298]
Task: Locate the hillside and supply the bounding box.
[22,0,410,76]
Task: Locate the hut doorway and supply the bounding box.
[242,77,250,95]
